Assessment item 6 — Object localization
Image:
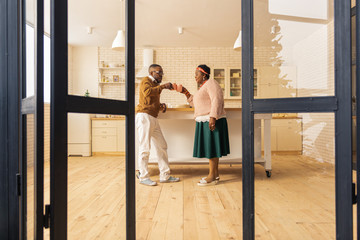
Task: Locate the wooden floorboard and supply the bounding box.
[24,155,352,239]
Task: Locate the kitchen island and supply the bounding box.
[141,107,272,176]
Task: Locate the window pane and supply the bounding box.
[26,114,35,240]
[26,25,35,98]
[254,0,334,99]
[256,112,335,238]
[68,1,127,100]
[67,113,126,239]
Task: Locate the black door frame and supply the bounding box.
[1,0,355,239]
[356,0,360,237]
[50,0,135,239]
[0,0,22,239]
[242,0,353,239]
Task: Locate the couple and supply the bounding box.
[135,64,230,186]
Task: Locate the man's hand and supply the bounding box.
[209,117,216,131]
[161,82,172,90]
[160,103,167,113]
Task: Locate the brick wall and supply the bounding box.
[98,46,278,108]
[26,104,51,167]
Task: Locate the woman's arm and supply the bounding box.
[174,84,194,107]
[207,81,224,120]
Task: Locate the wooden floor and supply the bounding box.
[28,155,351,239]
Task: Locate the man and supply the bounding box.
[135,64,180,186]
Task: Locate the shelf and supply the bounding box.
[99,81,125,84]
[98,67,124,70]
[230,87,241,89]
[98,67,124,74]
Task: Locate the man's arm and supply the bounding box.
[141,81,172,97]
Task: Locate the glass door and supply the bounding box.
[49,0,135,239]
[242,0,353,239]
[20,0,45,238]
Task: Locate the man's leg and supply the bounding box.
[151,119,171,181]
[136,113,152,181]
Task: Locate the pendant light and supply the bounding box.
[233,30,242,50]
[112,0,125,50]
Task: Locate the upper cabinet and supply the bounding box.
[211,66,297,99]
[212,67,258,99]
[229,68,241,98]
[213,68,226,96]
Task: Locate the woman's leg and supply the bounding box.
[204,157,219,182]
[214,158,219,179]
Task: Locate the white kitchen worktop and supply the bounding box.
[142,107,272,175]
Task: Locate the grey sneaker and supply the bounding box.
[160,176,180,183]
[140,179,157,186]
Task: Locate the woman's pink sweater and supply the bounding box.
[187,78,226,119]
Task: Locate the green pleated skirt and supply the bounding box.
[193,118,230,158]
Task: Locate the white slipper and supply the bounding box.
[201,176,220,181]
[197,178,218,186]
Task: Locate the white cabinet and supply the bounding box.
[262,118,302,152]
[68,114,91,157]
[212,67,258,99]
[92,119,126,154]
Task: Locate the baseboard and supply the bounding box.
[92,152,126,156]
[261,151,302,155]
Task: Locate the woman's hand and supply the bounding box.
[209,117,216,131]
[176,84,183,93]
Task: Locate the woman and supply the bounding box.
[174,65,230,186]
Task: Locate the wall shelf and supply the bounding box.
[98,65,125,95]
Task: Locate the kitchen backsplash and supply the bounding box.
[97,46,280,108]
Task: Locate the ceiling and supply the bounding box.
[68,0,242,48]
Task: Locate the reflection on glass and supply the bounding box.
[68,1,126,100]
[254,0,334,99]
[67,113,126,239]
[26,114,35,240]
[26,25,35,98]
[257,112,335,238]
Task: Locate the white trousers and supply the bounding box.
[136,113,170,181]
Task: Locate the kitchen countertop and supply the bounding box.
[91,108,301,119]
[91,116,126,120]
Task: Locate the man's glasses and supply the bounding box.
[152,70,164,76]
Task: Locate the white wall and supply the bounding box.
[71,46,98,97]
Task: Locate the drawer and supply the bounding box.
[92,120,118,128]
[92,135,117,152]
[92,127,117,136]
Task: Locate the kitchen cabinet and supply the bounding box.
[68,114,91,157]
[212,67,258,99]
[92,119,125,154]
[261,118,302,153]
